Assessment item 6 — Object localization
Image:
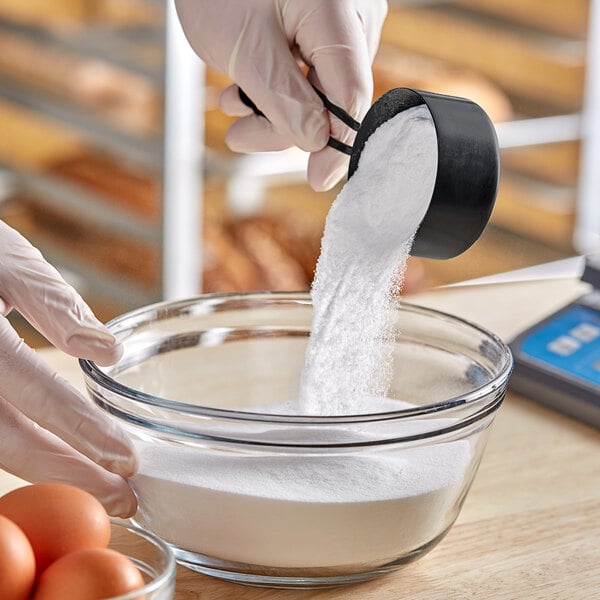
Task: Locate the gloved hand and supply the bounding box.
[175,0,388,191]
[0,221,138,517]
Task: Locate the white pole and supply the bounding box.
[575,0,600,253]
[494,114,581,149]
[162,1,204,300]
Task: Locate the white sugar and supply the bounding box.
[298,105,438,415]
[132,432,471,568]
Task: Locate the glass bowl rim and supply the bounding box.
[80,291,513,425]
[107,518,176,599]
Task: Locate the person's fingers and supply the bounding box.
[0,397,136,517]
[0,296,12,316]
[353,0,389,60]
[0,221,121,367]
[290,2,374,121]
[219,84,298,152]
[225,115,294,153]
[284,2,380,190]
[0,316,138,479]
[307,113,353,191]
[223,82,352,190]
[218,84,254,117]
[306,80,358,191]
[308,147,349,192]
[228,12,329,152]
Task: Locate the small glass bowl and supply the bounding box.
[81,292,512,589]
[107,520,176,599]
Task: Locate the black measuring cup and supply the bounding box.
[239,86,499,260]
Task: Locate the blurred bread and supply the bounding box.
[0,100,83,170]
[0,0,161,28]
[0,32,160,136]
[230,217,310,291]
[11,194,159,287]
[47,153,160,221]
[373,44,513,123]
[203,220,264,292]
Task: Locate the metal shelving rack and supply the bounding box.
[0,1,204,309]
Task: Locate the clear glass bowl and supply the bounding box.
[81,292,512,589]
[107,520,176,599]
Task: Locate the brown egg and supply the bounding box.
[0,483,111,574]
[0,514,36,600]
[33,547,145,600]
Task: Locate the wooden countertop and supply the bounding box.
[1,276,599,598]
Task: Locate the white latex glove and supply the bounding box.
[175,0,388,191]
[0,221,138,517]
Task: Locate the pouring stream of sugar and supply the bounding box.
[298,104,438,415]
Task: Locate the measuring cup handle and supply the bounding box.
[237,87,355,156]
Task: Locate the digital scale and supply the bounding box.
[509,256,600,429]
